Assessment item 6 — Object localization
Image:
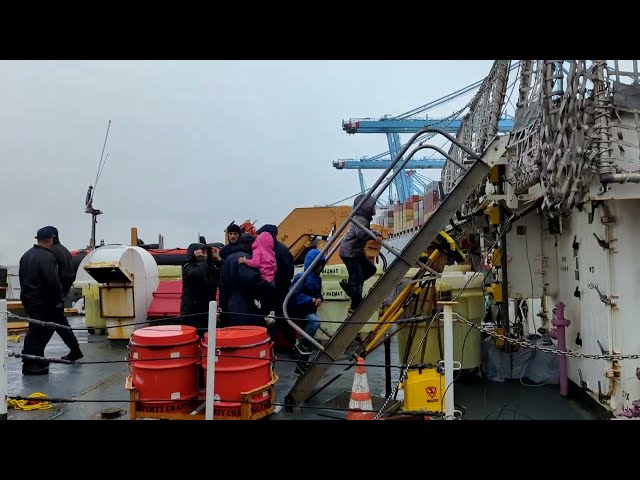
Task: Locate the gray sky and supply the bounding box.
[0,60,493,265]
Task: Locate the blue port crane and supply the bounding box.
[337,62,519,203]
[339,118,513,203]
[342,117,514,135]
[333,158,446,170]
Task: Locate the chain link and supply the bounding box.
[453,313,640,361]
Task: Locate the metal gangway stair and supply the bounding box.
[283,130,509,407]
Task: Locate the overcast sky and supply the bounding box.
[0,60,494,265]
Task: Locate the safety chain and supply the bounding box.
[6,311,429,329]
[453,313,640,361]
[5,349,437,370]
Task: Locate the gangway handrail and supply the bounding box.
[324,138,475,263]
[281,128,480,351]
[285,135,509,407]
[349,217,442,278]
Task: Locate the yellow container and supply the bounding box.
[322,278,351,301]
[311,262,383,340]
[396,268,485,370]
[396,308,483,369]
[400,368,445,412]
[82,283,107,330]
[316,301,350,341]
[321,264,349,279]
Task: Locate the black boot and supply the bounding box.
[22,363,49,375]
[61,350,83,361]
[339,279,353,297]
[294,339,313,356]
[295,353,311,375]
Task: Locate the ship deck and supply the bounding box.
[5,316,605,421]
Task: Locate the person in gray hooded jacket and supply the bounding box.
[339,194,382,313]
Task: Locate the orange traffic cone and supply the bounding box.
[347,356,375,420]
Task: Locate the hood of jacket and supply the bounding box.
[252,231,274,251]
[256,224,278,243]
[352,194,376,221]
[304,248,325,271]
[186,243,206,263]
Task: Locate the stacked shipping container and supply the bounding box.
[373,182,441,235]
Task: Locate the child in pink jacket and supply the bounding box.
[238,231,277,284]
[238,232,278,325]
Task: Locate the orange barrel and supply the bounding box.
[202,326,272,412]
[130,325,200,414]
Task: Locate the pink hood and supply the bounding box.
[253,231,274,251]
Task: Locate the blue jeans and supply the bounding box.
[302,313,321,340]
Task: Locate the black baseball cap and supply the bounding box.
[226,223,242,234]
[35,226,57,240]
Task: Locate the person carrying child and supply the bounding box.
[238,231,277,322]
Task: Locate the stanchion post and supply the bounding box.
[1,300,8,420]
[439,301,456,420]
[205,301,217,420]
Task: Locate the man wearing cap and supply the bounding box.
[220,222,243,260]
[19,227,83,375]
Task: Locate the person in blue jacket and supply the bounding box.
[287,248,325,374]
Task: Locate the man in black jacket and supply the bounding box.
[45,226,76,298]
[219,234,275,327]
[19,226,83,375]
[180,242,222,338]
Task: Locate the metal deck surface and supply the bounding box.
[5,316,604,421]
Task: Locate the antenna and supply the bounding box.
[85,120,111,249]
